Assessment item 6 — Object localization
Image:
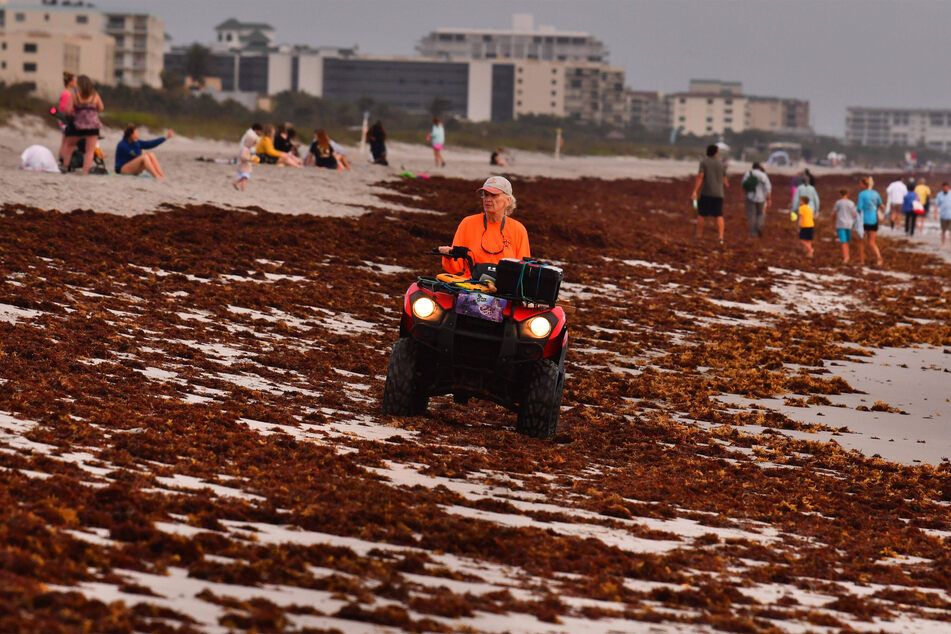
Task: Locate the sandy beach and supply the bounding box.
[2,114,951,632]
[1,114,852,217]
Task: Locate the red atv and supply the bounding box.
[382,247,568,439]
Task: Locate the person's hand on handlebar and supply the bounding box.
[437,246,451,255]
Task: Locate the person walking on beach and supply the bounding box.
[796,194,815,258]
[936,182,951,248]
[914,178,931,233]
[741,162,771,238]
[234,127,258,191]
[902,181,920,235]
[833,188,858,264]
[856,176,884,266]
[791,175,819,219]
[690,144,728,243]
[61,75,103,175]
[885,177,907,230]
[428,117,446,167]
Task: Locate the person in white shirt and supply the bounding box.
[885,178,907,230]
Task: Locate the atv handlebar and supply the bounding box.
[432,246,474,273]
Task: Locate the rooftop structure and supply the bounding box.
[417,13,607,64]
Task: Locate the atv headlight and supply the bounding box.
[526,315,553,338]
[412,296,438,320]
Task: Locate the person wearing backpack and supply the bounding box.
[741,162,771,238]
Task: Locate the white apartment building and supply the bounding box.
[0,3,114,99]
[104,12,164,88]
[671,92,748,136]
[417,13,607,63]
[846,107,951,150]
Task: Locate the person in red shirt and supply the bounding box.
[439,176,530,276]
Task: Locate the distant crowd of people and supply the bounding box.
[690,143,951,264]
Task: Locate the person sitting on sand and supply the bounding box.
[274,122,299,156]
[437,176,529,277]
[256,124,303,167]
[490,148,508,167]
[304,129,341,170]
[329,138,351,170]
[115,123,173,178]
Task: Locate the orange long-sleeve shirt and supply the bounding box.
[442,213,530,275]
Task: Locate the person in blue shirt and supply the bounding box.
[428,117,446,168]
[856,175,884,267]
[935,181,951,249]
[115,123,173,178]
[901,181,920,236]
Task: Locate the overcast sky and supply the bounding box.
[86,0,951,136]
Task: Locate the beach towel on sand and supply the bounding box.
[19,145,60,173]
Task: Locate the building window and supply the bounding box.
[551,79,556,85]
[551,90,556,96]
[679,97,685,104]
[517,100,522,106]
[45,14,50,21]
[725,99,732,105]
[1,42,6,50]
[551,68,557,74]
[76,15,88,24]
[226,33,233,42]
[1,62,5,70]
[706,117,713,122]
[517,78,522,84]
[551,101,556,107]
[16,12,26,22]
[23,62,37,72]
[706,98,713,105]
[724,109,732,114]
[724,118,732,124]
[706,126,713,132]
[24,43,37,53]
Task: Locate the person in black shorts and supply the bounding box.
[690,144,729,243]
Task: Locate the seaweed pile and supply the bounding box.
[1,172,950,633]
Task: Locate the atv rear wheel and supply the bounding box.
[381,338,429,416]
[516,359,563,439]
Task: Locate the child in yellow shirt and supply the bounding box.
[798,195,815,258]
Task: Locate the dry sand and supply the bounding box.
[2,114,845,218]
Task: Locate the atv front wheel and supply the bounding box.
[516,359,563,439]
[381,338,429,416]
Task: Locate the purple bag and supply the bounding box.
[455,292,507,322]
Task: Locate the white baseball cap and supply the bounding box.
[478,175,513,196]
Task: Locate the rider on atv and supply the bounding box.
[383,175,567,439]
[438,176,529,275]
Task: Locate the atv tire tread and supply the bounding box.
[381,338,429,416]
[516,359,563,439]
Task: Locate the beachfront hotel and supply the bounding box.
[164,15,628,126]
[103,11,164,89]
[669,80,811,137]
[0,3,114,99]
[846,107,951,151]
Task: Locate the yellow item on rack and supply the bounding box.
[435,273,496,293]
